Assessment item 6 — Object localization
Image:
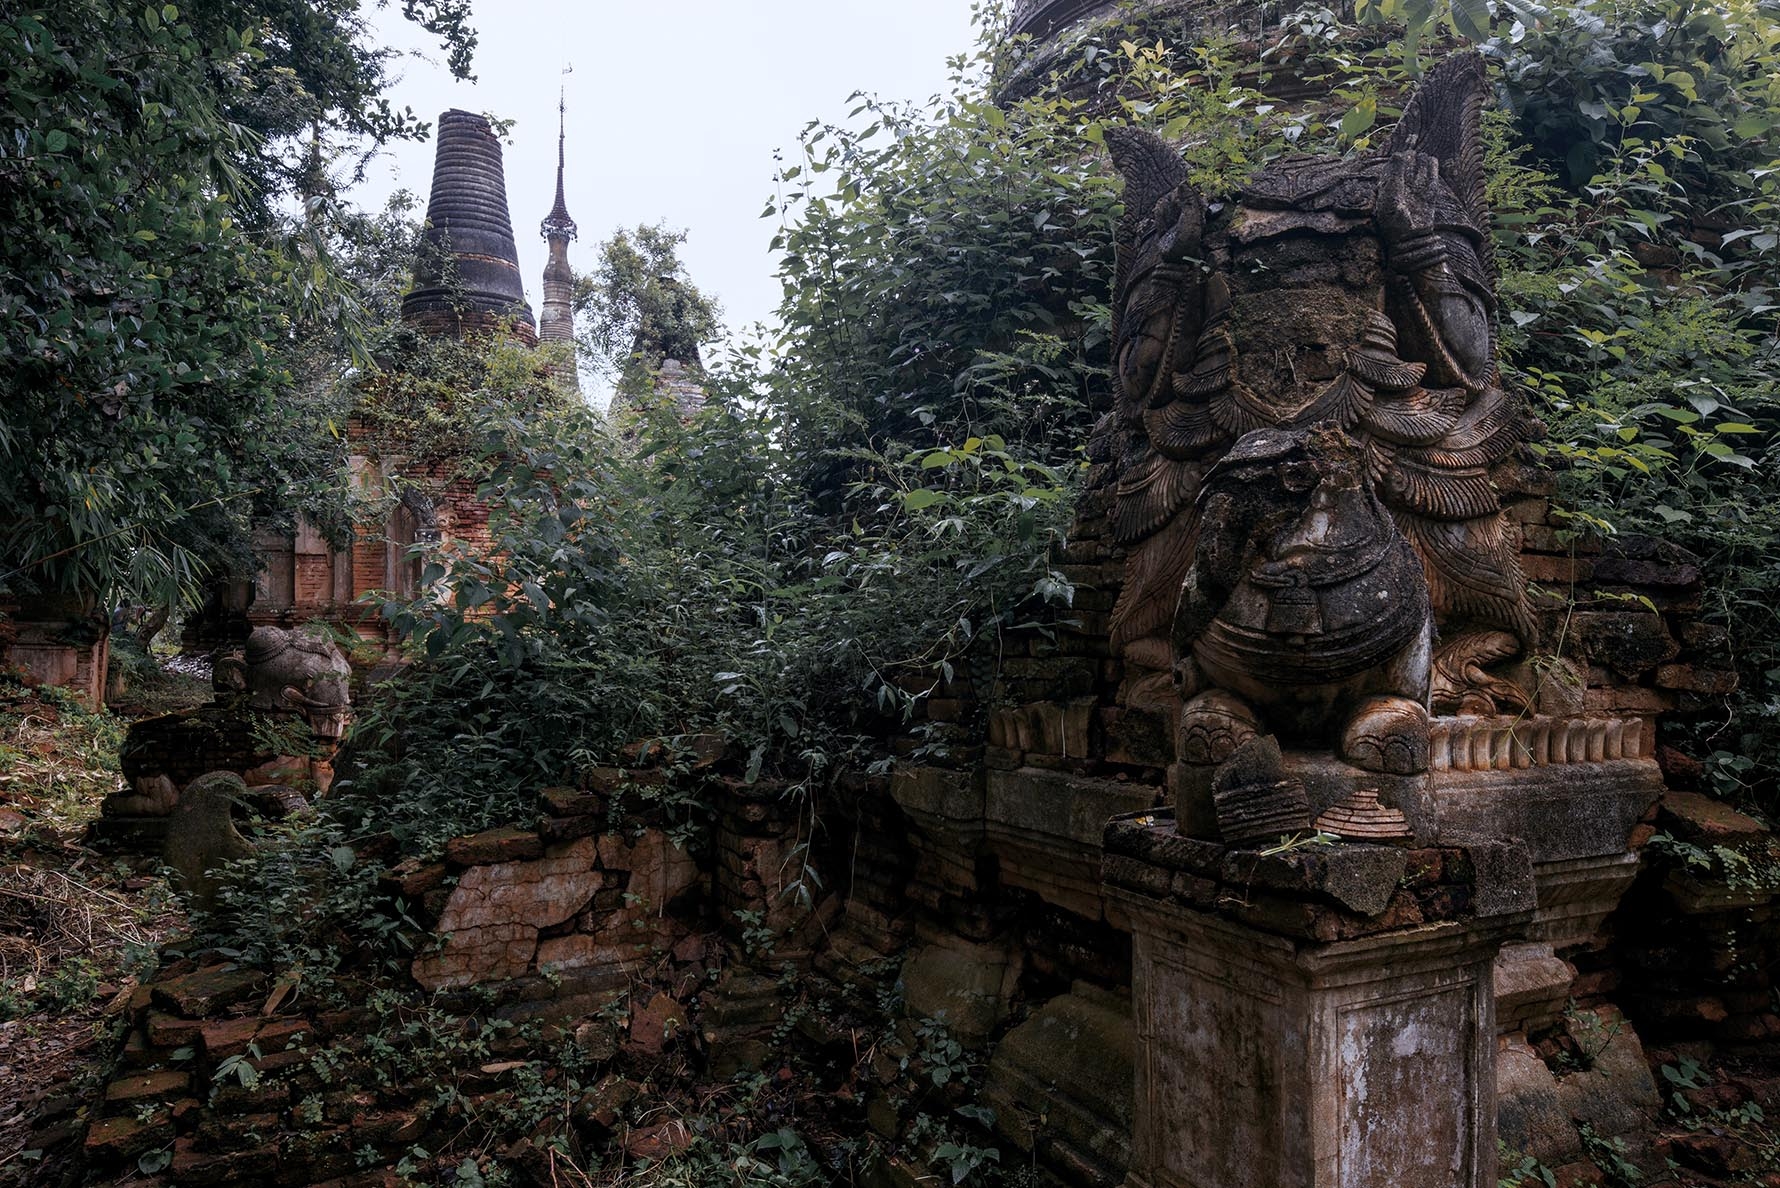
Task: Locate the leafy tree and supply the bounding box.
[184,0,476,212]
[0,2,475,611]
[574,222,722,406]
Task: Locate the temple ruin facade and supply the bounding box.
[222,109,574,655]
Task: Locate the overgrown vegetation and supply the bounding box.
[575,223,723,406]
[0,1,472,611]
[175,0,1780,1001]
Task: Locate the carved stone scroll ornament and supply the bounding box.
[1095,53,1539,780]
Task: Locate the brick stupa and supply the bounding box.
[401,109,537,343]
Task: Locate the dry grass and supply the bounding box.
[0,675,200,1184]
[0,864,162,994]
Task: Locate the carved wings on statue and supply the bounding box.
[1096,53,1538,713]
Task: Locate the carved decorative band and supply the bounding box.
[1430,715,1644,773]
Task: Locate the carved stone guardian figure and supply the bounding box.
[244,624,354,744]
[1097,53,1539,839]
[93,625,355,848]
[1173,425,1434,775]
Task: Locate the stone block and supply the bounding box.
[890,766,984,823]
[1505,658,1586,716]
[411,837,603,991]
[1590,555,1701,590]
[1659,791,1769,848]
[597,829,698,911]
[1104,853,1174,899]
[984,767,1157,920]
[1103,811,1225,880]
[984,983,1133,1186]
[986,768,1156,851]
[1654,664,1737,694]
[1493,942,1576,1032]
[627,990,688,1056]
[580,1075,640,1130]
[1464,839,1538,919]
[1582,684,1672,714]
[1496,1036,1584,1168]
[1505,498,1550,526]
[1434,761,1661,865]
[1572,612,1679,677]
[1220,844,1409,917]
[151,965,266,1017]
[900,934,1022,1046]
[145,1010,202,1047]
[445,825,543,866]
[1553,1007,1660,1143]
[198,1015,306,1061]
[1521,554,1594,584]
[380,857,449,899]
[84,1112,172,1164]
[103,1069,191,1105]
[539,786,605,817]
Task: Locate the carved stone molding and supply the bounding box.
[1430,714,1645,772]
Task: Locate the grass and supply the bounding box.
[0,665,204,1183]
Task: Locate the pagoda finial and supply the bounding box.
[537,66,579,386]
[542,65,576,241]
[402,109,536,342]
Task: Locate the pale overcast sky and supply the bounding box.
[354,0,981,395]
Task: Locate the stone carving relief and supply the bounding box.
[1095,54,1542,817]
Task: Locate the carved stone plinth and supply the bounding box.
[1432,734,1661,1032]
[1432,744,1660,865]
[1105,815,1532,1188]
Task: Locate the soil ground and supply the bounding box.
[0,669,204,1187]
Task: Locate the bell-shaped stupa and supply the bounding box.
[401,109,537,343]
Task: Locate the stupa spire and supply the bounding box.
[538,71,579,390]
[401,109,537,343]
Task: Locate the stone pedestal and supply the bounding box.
[1105,815,1532,1188]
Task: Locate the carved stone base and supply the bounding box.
[1114,902,1517,1188]
[1104,820,1531,1188]
[1430,746,1660,863]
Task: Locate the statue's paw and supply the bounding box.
[1430,630,1532,716]
[1178,690,1261,767]
[1341,696,1430,775]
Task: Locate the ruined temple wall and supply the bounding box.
[240,449,497,654]
[0,597,110,708]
